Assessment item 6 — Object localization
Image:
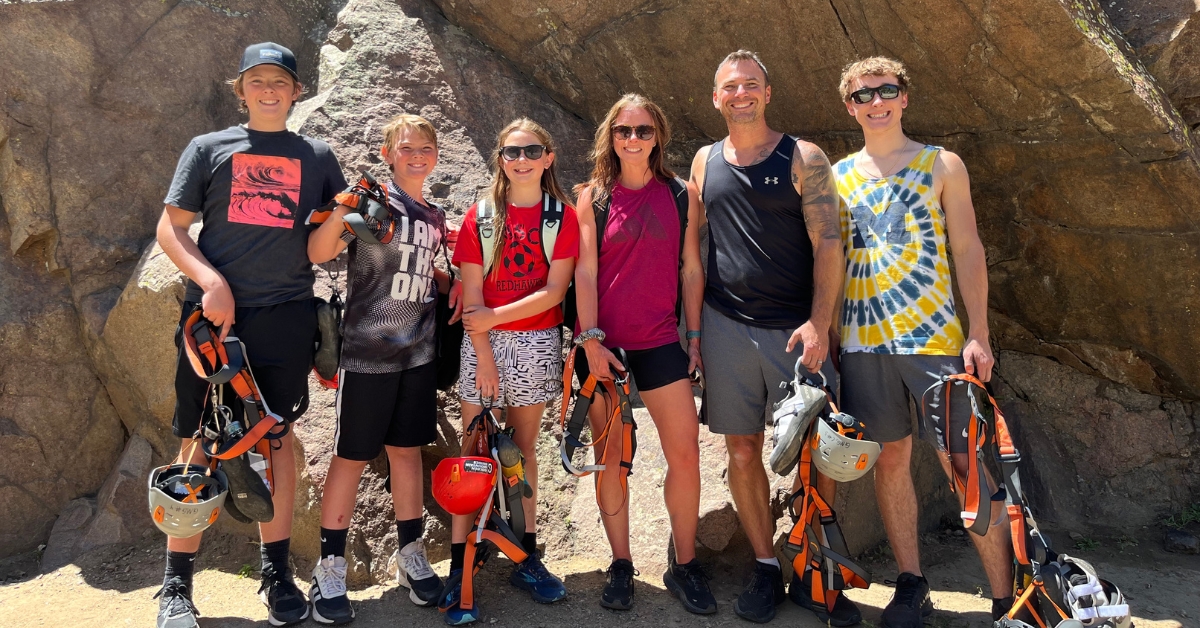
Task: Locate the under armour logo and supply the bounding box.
[765,177,779,184]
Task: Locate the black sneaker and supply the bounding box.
[789,570,862,626]
[259,564,311,626]
[881,572,933,628]
[663,558,717,615]
[992,597,1015,622]
[601,558,637,610]
[395,539,444,607]
[154,577,200,628]
[733,562,785,623]
[310,555,354,625]
[222,452,274,523]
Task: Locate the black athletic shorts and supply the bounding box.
[574,340,690,393]
[334,362,438,460]
[172,299,318,438]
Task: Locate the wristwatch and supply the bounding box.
[573,328,606,346]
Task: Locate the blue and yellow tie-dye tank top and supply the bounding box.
[834,145,964,355]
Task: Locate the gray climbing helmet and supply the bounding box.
[147,463,228,538]
[812,411,882,483]
[769,358,828,476]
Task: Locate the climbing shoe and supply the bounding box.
[310,555,354,625]
[258,564,310,626]
[395,539,444,607]
[222,451,274,523]
[789,570,862,626]
[154,576,200,628]
[439,569,481,626]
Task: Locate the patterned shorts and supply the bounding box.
[458,328,563,407]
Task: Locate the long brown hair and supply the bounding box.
[576,94,675,210]
[485,118,571,275]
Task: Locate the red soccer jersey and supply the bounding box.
[453,201,579,331]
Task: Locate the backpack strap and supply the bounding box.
[667,176,689,324]
[476,198,497,276]
[540,192,564,264]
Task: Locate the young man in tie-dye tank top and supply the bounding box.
[832,57,1012,628]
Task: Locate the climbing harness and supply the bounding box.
[180,309,285,524]
[306,171,395,245]
[780,375,874,615]
[433,401,533,614]
[558,346,638,517]
[769,357,829,476]
[920,374,1133,628]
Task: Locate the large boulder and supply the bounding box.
[432,0,1200,518]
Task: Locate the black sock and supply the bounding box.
[521,531,538,557]
[450,543,466,573]
[164,550,197,586]
[320,527,348,559]
[396,518,423,548]
[261,538,291,574]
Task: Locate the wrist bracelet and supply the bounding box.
[686,330,702,340]
[573,328,605,346]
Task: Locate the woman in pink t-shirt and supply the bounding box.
[573,94,710,613]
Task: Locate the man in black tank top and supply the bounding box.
[689,51,851,624]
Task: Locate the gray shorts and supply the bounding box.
[839,352,973,453]
[701,303,838,435]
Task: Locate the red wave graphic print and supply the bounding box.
[229,154,301,228]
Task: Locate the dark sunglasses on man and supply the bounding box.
[848,84,902,105]
[499,144,547,161]
[612,124,656,141]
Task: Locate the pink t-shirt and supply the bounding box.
[587,178,681,350]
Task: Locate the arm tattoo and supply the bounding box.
[798,144,840,242]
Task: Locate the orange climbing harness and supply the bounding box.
[558,346,637,517]
[780,389,871,614]
[442,404,531,613]
[305,170,395,245]
[182,310,284,493]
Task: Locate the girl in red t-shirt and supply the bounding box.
[444,118,578,622]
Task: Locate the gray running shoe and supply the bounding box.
[154,577,199,628]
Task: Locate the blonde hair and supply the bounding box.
[226,73,307,114]
[838,57,911,101]
[714,49,769,88]
[485,118,571,276]
[382,114,438,151]
[575,94,675,209]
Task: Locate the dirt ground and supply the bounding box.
[1,525,1195,628]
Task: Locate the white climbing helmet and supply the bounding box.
[147,463,228,539]
[1054,555,1132,628]
[811,411,882,483]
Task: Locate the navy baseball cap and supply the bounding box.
[239,42,298,80]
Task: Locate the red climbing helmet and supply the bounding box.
[431,456,497,515]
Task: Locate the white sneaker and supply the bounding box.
[391,539,444,607]
[309,555,354,625]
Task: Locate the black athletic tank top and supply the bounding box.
[703,134,814,329]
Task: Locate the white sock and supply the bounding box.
[756,557,780,568]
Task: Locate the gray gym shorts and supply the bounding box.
[701,303,839,435]
[839,352,974,453]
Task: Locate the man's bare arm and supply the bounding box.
[938,150,994,381]
[795,141,844,332]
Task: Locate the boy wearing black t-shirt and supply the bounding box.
[306,114,461,624]
[154,43,347,628]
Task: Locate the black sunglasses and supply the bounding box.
[612,125,656,141]
[848,84,902,104]
[499,144,547,161]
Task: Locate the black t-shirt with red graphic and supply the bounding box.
[164,125,347,307]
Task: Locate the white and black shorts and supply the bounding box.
[334,362,438,461]
[458,328,562,407]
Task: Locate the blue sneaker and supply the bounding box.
[509,553,567,603]
[438,570,481,626]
